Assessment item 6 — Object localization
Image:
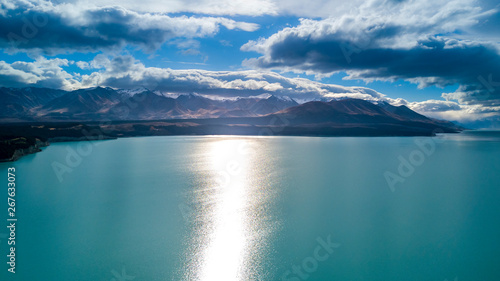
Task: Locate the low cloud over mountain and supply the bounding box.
[0,86,301,121]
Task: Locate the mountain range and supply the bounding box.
[0,86,299,121]
[0,86,464,161]
[0,86,462,132]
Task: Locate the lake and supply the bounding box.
[1,131,500,281]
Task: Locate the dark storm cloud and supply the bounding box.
[244,32,500,106]
[0,0,258,54]
[252,36,500,81]
[0,8,125,52]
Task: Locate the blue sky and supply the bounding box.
[0,0,499,126]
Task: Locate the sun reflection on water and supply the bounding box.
[200,139,250,281]
[184,138,261,281]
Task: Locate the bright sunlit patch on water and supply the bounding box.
[201,139,249,281]
[184,138,259,281]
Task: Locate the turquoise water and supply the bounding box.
[1,131,500,281]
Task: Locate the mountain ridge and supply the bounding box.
[0,87,462,134]
[0,87,300,121]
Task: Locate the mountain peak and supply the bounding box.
[265,94,296,103]
[270,99,461,133]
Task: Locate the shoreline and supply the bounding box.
[0,137,49,162]
[0,130,466,163]
[0,117,465,162]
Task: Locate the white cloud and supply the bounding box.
[408,100,462,113]
[402,99,500,123]
[0,57,80,89]
[221,79,283,91]
[244,0,496,49]
[75,61,89,69]
[53,0,278,16]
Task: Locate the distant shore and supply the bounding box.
[0,119,462,162]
